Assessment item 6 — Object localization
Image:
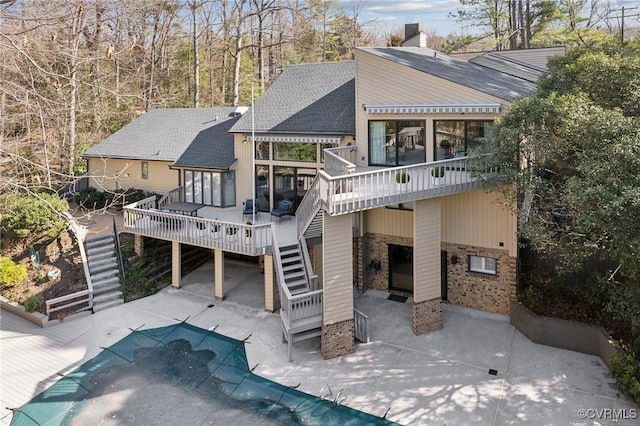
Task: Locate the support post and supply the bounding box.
[321,213,354,359]
[171,241,181,288]
[134,234,144,256]
[264,254,275,312]
[214,249,224,300]
[413,198,442,334]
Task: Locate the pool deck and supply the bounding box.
[1,259,637,425]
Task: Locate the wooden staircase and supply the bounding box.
[274,237,323,361]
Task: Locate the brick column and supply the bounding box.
[214,249,224,300]
[171,241,181,288]
[322,319,354,359]
[413,298,442,334]
[134,235,144,256]
[321,213,354,359]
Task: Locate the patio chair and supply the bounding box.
[243,198,259,218]
[270,200,293,221]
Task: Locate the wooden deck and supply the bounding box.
[123,197,299,256]
[123,155,485,255]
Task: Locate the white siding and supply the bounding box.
[322,213,354,324]
[414,198,441,302]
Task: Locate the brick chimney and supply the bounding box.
[403,23,427,48]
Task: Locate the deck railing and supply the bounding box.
[324,146,357,177]
[320,157,483,215]
[158,186,183,209]
[354,308,370,343]
[46,213,94,320]
[123,206,273,256]
[296,175,324,236]
[273,228,323,332]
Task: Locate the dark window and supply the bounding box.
[369,120,425,166]
[434,120,493,160]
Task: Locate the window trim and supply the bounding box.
[468,255,497,275]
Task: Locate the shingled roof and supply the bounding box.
[231,61,355,135]
[172,114,240,170]
[359,47,537,102]
[84,108,241,167]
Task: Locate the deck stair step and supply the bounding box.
[291,327,321,342]
[85,233,124,313]
[275,238,324,361]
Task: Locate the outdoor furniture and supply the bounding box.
[243,198,259,218]
[270,200,293,221]
[162,201,204,217]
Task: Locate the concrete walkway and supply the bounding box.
[1,260,637,425]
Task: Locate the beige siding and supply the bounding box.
[264,254,275,312]
[87,158,178,194]
[354,49,505,166]
[234,133,254,205]
[413,199,441,302]
[322,213,354,324]
[441,189,517,257]
[363,207,413,239]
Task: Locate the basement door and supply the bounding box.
[388,244,413,294]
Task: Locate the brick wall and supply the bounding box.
[354,236,365,293]
[362,233,413,292]
[442,243,516,315]
[412,298,442,334]
[321,319,355,359]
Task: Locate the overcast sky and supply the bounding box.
[337,0,640,37]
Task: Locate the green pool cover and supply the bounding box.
[11,323,397,425]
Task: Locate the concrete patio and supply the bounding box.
[1,259,637,425]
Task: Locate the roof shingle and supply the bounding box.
[84,108,240,169]
[231,61,355,135]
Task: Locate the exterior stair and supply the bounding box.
[86,234,123,312]
[278,243,310,295]
[274,238,323,361]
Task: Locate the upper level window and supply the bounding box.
[369,120,425,166]
[141,162,149,179]
[273,142,316,162]
[255,141,270,160]
[469,255,497,275]
[434,120,493,160]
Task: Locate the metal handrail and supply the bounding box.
[113,216,126,294]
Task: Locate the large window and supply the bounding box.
[273,142,316,162]
[184,170,235,207]
[369,120,425,166]
[434,120,493,160]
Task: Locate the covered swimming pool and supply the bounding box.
[10,322,397,425]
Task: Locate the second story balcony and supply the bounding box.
[123,147,487,255]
